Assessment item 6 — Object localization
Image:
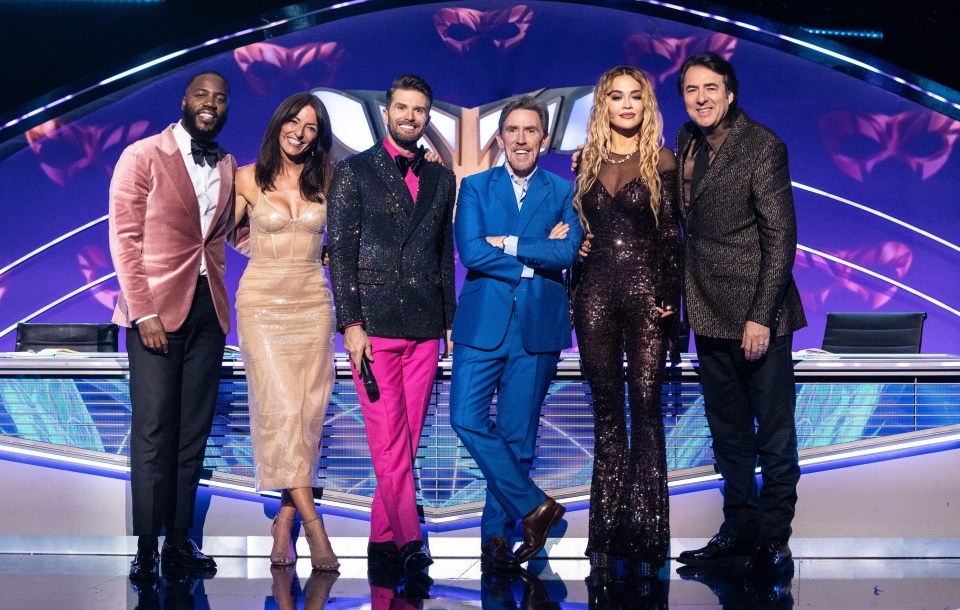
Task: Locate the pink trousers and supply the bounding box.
[351,336,439,546]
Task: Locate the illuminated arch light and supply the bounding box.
[5,0,959,137]
[558,93,593,151]
[0,273,117,339]
[793,183,960,255]
[314,90,376,153]
[0,215,108,279]
[640,0,960,112]
[797,244,960,318]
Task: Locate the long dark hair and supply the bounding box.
[254,92,334,203]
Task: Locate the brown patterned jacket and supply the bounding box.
[676,108,806,340]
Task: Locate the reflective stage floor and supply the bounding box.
[2,554,958,609]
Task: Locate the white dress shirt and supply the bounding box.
[502,165,536,279]
[135,122,222,326]
[172,121,221,277]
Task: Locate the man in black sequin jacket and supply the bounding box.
[327,74,456,573]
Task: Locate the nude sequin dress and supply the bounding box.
[236,192,335,491]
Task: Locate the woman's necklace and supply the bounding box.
[602,147,639,164]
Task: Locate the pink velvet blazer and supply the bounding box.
[108,124,237,333]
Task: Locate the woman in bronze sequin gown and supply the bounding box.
[232,93,339,571]
[573,66,682,578]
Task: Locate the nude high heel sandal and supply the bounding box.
[270,514,297,566]
[302,517,340,572]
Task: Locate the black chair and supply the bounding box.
[14,323,120,352]
[821,312,926,354]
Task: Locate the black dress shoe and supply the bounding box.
[399,540,434,573]
[129,549,160,581]
[742,540,793,574]
[515,497,565,563]
[367,564,403,590]
[398,571,434,600]
[481,536,520,571]
[130,579,160,610]
[161,539,217,573]
[367,540,402,568]
[677,533,753,568]
[516,568,551,609]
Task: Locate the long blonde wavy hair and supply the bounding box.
[574,66,664,230]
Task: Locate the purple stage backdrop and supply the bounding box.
[1,0,958,353]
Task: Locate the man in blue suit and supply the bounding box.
[450,95,582,570]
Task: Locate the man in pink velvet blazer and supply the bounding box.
[109,71,238,582]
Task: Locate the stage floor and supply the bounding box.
[2,551,958,609]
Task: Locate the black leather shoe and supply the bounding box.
[678,563,794,606]
[161,539,217,573]
[398,571,434,600]
[399,540,434,573]
[130,579,160,610]
[517,568,552,609]
[161,572,200,605]
[515,497,565,563]
[367,564,403,590]
[742,540,793,574]
[367,540,402,568]
[129,549,160,581]
[677,533,753,568]
[481,536,520,571]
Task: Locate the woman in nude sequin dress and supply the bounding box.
[572,66,682,579]
[232,93,339,571]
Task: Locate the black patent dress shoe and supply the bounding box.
[399,540,434,573]
[367,540,402,568]
[398,571,434,600]
[129,549,160,581]
[161,539,217,573]
[130,579,160,610]
[677,533,753,568]
[742,540,793,574]
[481,536,520,571]
[517,568,553,609]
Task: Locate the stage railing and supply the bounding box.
[2,353,959,519]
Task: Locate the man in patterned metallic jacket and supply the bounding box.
[674,52,806,575]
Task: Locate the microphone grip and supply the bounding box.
[360,355,380,402]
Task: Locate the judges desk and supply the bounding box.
[1,352,959,522]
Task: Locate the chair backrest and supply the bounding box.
[14,323,119,353]
[821,312,926,354]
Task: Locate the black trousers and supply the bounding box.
[127,277,225,536]
[695,333,800,543]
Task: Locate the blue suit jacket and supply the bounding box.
[452,165,582,352]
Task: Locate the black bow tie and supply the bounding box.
[395,146,426,177]
[190,139,221,167]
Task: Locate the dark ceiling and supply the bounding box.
[1,0,957,120]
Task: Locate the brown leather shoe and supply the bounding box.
[481,536,520,570]
[515,497,565,563]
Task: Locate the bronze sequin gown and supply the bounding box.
[574,159,682,565]
[236,192,335,491]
